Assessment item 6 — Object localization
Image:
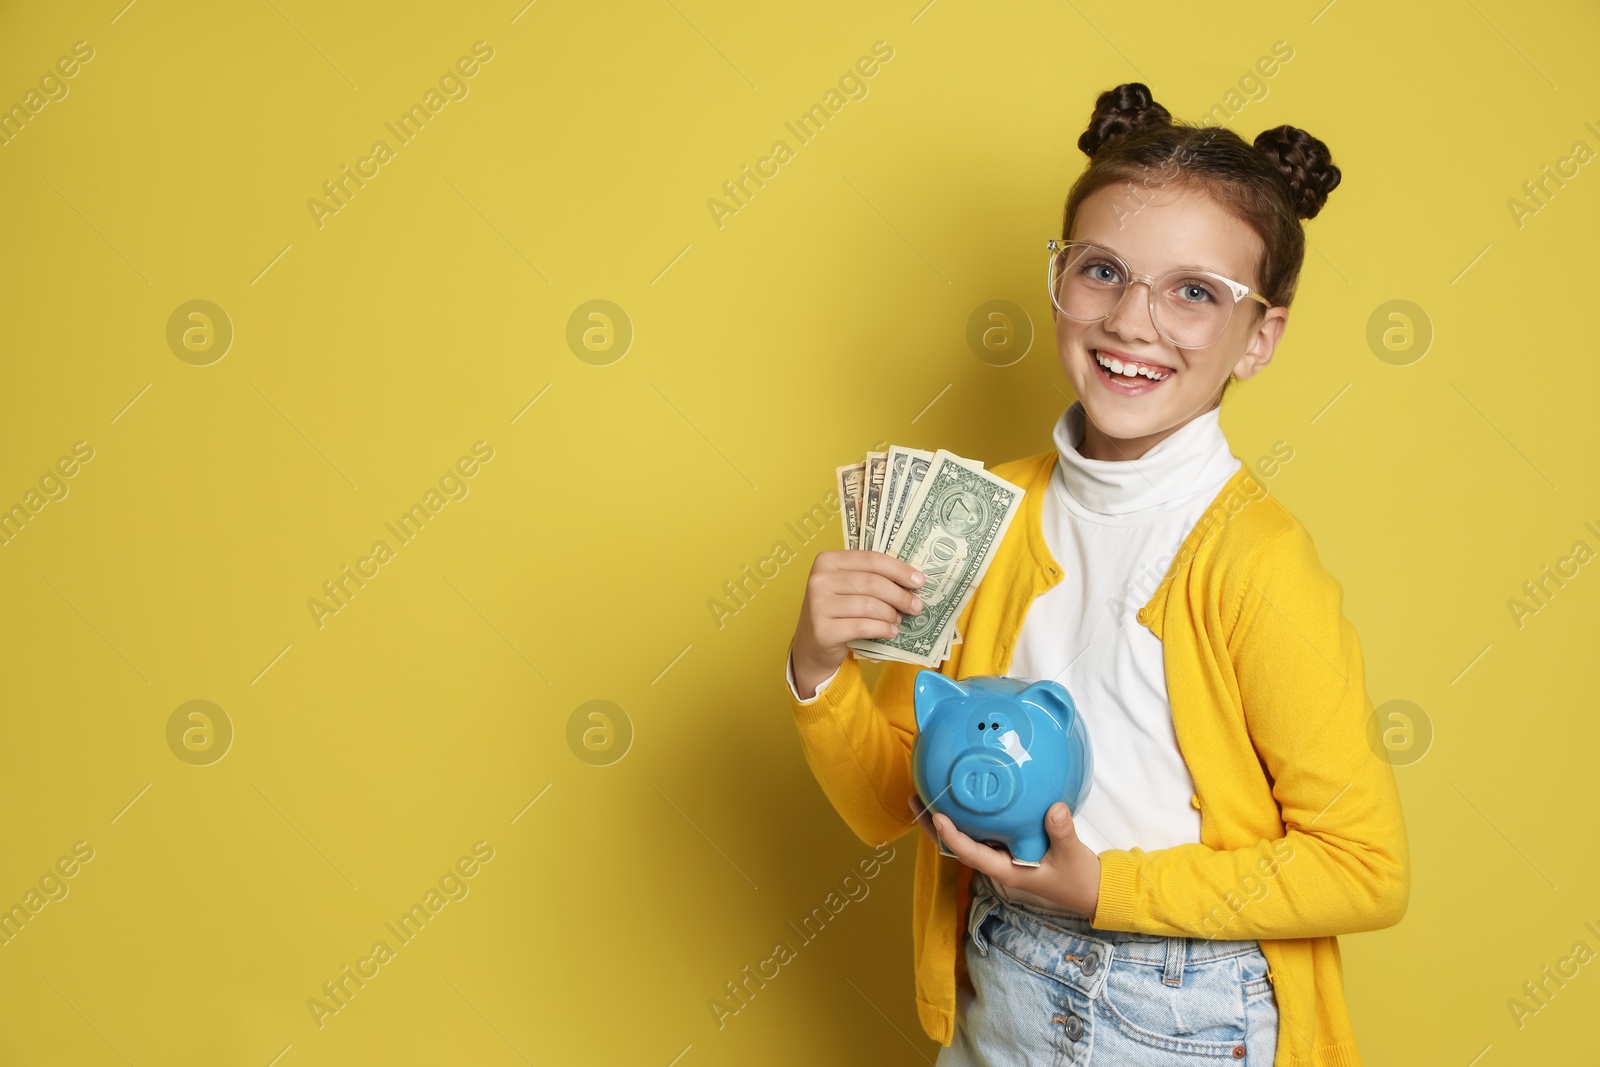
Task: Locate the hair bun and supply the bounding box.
[1077,82,1172,158]
[1253,125,1341,220]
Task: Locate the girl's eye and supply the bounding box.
[1081,261,1124,284]
[1173,279,1218,304]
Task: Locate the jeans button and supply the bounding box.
[1064,1013,1084,1040]
[1080,952,1099,976]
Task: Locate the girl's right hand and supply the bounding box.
[789,550,926,699]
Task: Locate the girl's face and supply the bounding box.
[1055,181,1289,461]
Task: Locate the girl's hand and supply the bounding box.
[790,550,925,699]
[909,794,1102,918]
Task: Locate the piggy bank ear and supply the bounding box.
[1018,679,1077,730]
[913,670,968,732]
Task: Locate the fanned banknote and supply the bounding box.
[858,453,888,553]
[834,446,1024,667]
[875,446,931,554]
[835,462,865,549]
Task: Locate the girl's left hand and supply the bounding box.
[908,794,1102,917]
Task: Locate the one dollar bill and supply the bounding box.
[845,449,1024,667]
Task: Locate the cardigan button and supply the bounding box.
[1190,793,1201,810]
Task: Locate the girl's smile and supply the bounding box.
[1087,345,1174,393]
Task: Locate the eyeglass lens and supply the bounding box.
[1050,243,1236,348]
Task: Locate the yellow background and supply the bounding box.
[1,0,1597,1063]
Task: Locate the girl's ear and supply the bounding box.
[1231,305,1288,382]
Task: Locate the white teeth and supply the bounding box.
[1094,350,1170,381]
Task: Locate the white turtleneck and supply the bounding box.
[786,401,1241,914]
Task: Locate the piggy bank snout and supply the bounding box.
[948,751,1019,814]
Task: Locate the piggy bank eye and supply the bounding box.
[991,722,1000,730]
[977,723,986,731]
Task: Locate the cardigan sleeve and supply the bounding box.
[785,645,922,847]
[1091,522,1411,940]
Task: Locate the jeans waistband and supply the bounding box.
[968,870,1263,972]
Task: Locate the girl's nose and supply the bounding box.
[1101,278,1161,342]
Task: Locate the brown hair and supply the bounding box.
[1061,81,1341,319]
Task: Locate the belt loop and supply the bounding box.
[1162,935,1185,987]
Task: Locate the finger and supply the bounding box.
[821,614,904,645]
[931,813,1018,882]
[1043,802,1080,846]
[818,568,897,624]
[823,570,924,619]
[838,550,927,593]
[817,587,904,638]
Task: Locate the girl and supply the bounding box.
[785,82,1408,1065]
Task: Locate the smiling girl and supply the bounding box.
[785,83,1409,1065]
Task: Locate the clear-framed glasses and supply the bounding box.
[1046,239,1273,349]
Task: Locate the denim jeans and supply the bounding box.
[937,871,1279,1065]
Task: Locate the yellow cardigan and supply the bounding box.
[786,447,1409,1066]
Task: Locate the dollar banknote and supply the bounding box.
[859,452,887,553]
[875,446,930,554]
[835,447,1024,667]
[835,462,865,549]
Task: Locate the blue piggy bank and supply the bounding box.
[911,671,1094,866]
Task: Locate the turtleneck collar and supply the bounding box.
[1051,400,1240,517]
